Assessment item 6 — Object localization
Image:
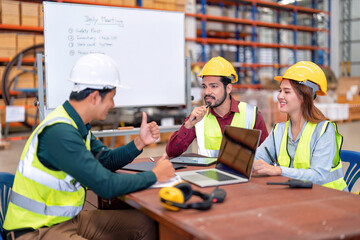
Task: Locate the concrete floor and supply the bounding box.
[1,121,360,190]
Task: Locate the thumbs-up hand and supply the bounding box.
[135,112,160,150]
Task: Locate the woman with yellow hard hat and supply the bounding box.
[253,61,348,191]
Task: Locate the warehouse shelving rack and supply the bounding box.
[185,0,330,85]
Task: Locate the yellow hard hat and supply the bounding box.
[274,61,327,96]
[198,56,238,83]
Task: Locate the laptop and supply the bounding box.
[176,126,261,187]
[170,156,217,166]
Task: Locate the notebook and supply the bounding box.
[176,126,261,187]
[170,156,217,166]
[122,161,185,172]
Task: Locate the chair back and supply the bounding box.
[0,172,15,240]
[340,150,360,192]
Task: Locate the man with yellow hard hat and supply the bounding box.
[166,56,268,158]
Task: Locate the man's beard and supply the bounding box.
[204,90,227,108]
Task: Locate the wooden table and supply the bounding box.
[116,158,360,240]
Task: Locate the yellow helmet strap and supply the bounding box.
[297,80,319,99]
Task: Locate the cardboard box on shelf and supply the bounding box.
[20,2,39,17]
[38,3,43,27]
[34,34,44,45]
[337,94,360,105]
[21,15,38,27]
[159,132,173,143]
[142,0,153,8]
[0,66,4,85]
[122,0,136,6]
[76,0,96,2]
[336,77,360,95]
[0,14,20,25]
[154,2,165,9]
[0,33,17,47]
[10,66,36,89]
[95,0,110,3]
[0,0,20,25]
[176,0,186,4]
[0,47,16,58]
[0,33,16,58]
[0,0,19,15]
[164,2,176,10]
[108,0,122,4]
[175,3,185,11]
[20,2,39,27]
[16,34,35,53]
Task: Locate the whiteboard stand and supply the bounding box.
[36,52,45,122]
[36,56,192,138]
[185,56,192,116]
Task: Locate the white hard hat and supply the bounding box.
[69,53,125,92]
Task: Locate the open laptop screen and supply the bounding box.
[216,126,261,179]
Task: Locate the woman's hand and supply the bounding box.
[253,159,282,176]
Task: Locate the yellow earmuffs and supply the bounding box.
[159,182,212,211]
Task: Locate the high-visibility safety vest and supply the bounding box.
[4,106,90,230]
[195,102,257,157]
[273,120,347,191]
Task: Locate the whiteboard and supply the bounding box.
[43,2,185,109]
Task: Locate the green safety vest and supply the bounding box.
[4,106,90,230]
[195,102,257,157]
[274,120,347,191]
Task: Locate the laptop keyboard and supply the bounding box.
[197,170,237,181]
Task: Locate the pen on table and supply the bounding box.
[192,102,211,121]
[149,157,156,162]
[265,147,278,167]
[95,147,105,160]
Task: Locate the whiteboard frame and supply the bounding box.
[36,54,192,123]
[43,2,185,110]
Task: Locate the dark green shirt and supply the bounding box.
[37,101,157,199]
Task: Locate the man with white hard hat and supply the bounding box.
[4,53,175,239]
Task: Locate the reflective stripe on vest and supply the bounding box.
[273,121,347,191]
[4,106,90,230]
[195,102,256,157]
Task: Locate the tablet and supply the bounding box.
[122,162,185,172]
[170,156,217,166]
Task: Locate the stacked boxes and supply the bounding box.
[122,0,137,6]
[11,66,36,90]
[175,0,186,11]
[34,34,44,45]
[16,34,35,53]
[142,0,154,8]
[20,2,39,27]
[0,33,41,58]
[0,0,20,25]
[38,3,43,27]
[94,0,186,10]
[0,33,17,58]
[96,0,137,6]
[0,1,42,27]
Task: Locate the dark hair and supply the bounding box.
[69,88,114,101]
[220,76,232,88]
[289,80,328,123]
